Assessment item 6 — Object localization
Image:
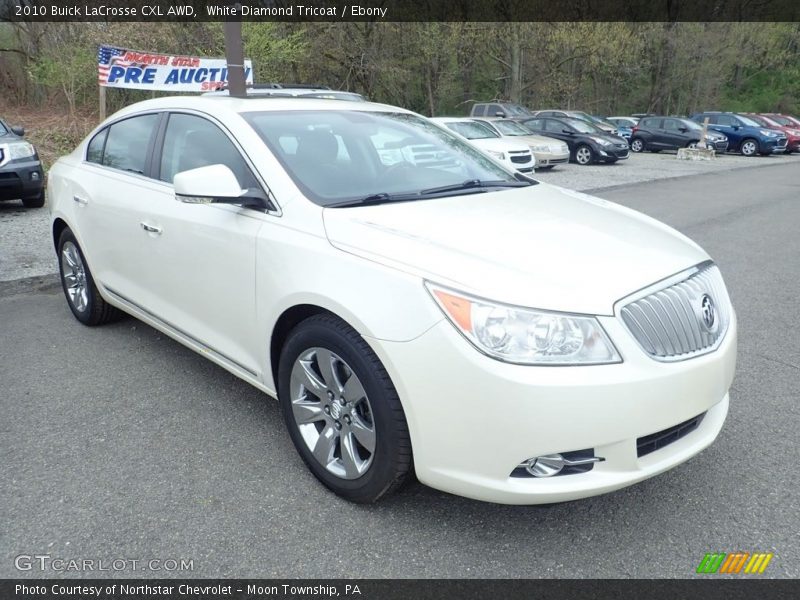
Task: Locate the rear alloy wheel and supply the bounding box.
[686,141,699,149]
[57,229,123,326]
[630,138,645,153]
[575,144,594,165]
[740,139,759,156]
[278,314,412,503]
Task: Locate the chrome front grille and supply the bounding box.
[620,262,731,361]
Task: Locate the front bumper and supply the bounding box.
[597,145,630,161]
[761,137,788,153]
[369,308,736,504]
[0,158,44,200]
[532,150,570,167]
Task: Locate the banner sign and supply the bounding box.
[97,45,253,91]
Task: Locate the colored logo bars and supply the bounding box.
[696,552,774,574]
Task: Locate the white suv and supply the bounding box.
[48,96,736,504]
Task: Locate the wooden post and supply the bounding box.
[98,84,106,121]
[223,20,247,98]
[699,117,710,149]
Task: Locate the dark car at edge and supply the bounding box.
[0,119,45,208]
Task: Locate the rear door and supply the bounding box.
[69,113,163,304]
[660,118,688,148]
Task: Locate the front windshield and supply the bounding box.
[769,115,795,126]
[444,120,499,140]
[492,120,531,136]
[0,121,7,135]
[736,114,761,127]
[243,110,521,206]
[564,118,601,134]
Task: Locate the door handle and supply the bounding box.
[73,195,88,205]
[140,222,163,234]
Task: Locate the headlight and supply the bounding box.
[591,137,611,146]
[788,129,800,136]
[531,145,550,152]
[6,142,36,160]
[760,129,777,137]
[426,283,621,365]
[487,150,506,160]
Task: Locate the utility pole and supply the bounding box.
[224,19,247,97]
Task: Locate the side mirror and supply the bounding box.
[562,129,574,134]
[173,164,272,210]
[732,124,740,130]
[494,111,506,118]
[679,127,688,132]
[11,125,25,137]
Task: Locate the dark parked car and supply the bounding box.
[690,112,787,156]
[532,110,618,135]
[629,117,729,153]
[0,119,45,208]
[470,102,532,118]
[518,116,629,165]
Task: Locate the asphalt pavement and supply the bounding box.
[1,163,798,578]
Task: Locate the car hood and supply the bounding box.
[323,184,708,315]
[515,135,568,149]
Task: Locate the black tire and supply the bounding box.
[629,137,645,153]
[278,314,412,503]
[22,190,45,209]
[649,149,661,153]
[57,228,123,326]
[685,140,699,149]
[536,165,555,171]
[740,138,759,157]
[574,144,594,165]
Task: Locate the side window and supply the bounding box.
[159,113,258,189]
[716,115,733,126]
[663,119,680,131]
[473,105,485,117]
[539,111,554,117]
[102,114,159,175]
[544,119,562,132]
[86,129,108,164]
[489,104,504,116]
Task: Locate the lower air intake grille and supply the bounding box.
[637,413,705,458]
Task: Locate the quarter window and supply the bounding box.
[159,113,258,189]
[86,129,108,164]
[101,114,159,175]
[473,105,486,117]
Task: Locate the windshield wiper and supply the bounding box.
[420,178,532,195]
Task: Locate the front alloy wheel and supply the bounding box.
[575,144,594,165]
[278,314,412,503]
[290,348,376,479]
[630,138,645,152]
[740,139,758,156]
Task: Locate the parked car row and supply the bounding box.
[469,101,800,159]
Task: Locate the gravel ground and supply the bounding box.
[0,151,797,283]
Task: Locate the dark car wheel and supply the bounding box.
[57,228,123,326]
[22,190,45,209]
[536,165,555,171]
[278,314,413,503]
[740,138,759,156]
[686,141,699,149]
[630,138,645,153]
[574,144,594,165]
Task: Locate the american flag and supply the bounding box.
[97,46,130,85]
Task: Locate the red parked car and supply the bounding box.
[744,113,800,153]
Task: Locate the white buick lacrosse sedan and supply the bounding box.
[48,96,736,504]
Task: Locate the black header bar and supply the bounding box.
[3,0,800,22]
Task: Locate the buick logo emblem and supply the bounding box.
[699,294,717,332]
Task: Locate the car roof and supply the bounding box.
[431,117,480,123]
[102,96,409,122]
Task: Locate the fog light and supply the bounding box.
[31,171,40,180]
[521,451,605,478]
